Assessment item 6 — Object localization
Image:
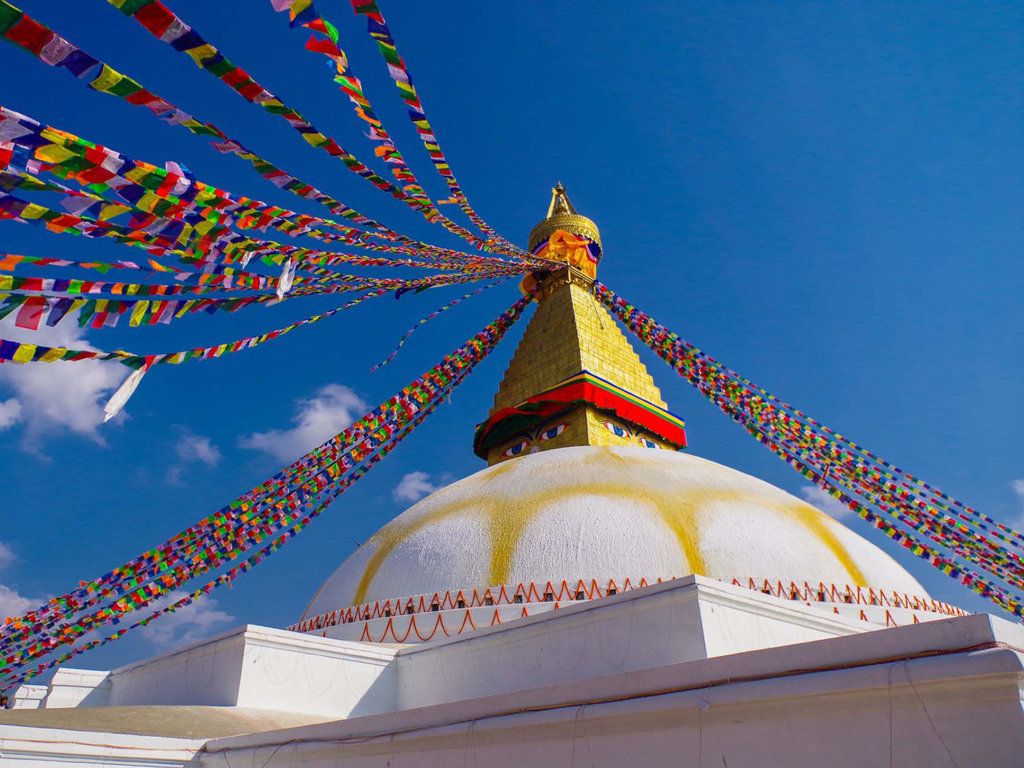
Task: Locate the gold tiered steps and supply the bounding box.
[491,271,666,414]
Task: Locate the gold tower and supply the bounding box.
[474,186,686,465]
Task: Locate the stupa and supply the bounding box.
[294,185,949,644]
[3,189,1022,768]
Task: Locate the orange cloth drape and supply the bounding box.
[536,229,599,278]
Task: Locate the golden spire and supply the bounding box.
[473,189,686,465]
[527,184,602,256]
[546,182,577,216]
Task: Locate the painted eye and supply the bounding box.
[538,423,567,441]
[504,439,530,457]
[602,420,630,438]
[637,437,659,449]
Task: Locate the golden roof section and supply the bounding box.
[491,274,666,415]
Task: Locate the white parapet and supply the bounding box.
[9,684,46,710]
[204,611,1024,768]
[32,625,398,718]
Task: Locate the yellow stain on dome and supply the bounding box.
[351,450,865,606]
[787,503,866,585]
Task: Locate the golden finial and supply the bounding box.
[527,183,602,255]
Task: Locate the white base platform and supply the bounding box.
[2,575,1021,767]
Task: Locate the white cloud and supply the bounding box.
[393,471,441,503]
[166,428,221,484]
[175,429,221,467]
[1011,479,1024,503]
[1008,479,1024,531]
[0,312,129,451]
[0,541,44,623]
[799,485,853,519]
[240,384,367,463]
[140,591,234,648]
[165,465,185,486]
[0,584,37,622]
[0,541,14,571]
[0,398,21,429]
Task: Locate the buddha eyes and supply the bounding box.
[502,422,568,457]
[504,439,529,457]
[538,423,567,441]
[603,420,630,438]
[600,420,659,448]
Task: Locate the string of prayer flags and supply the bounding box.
[102,0,514,258]
[267,0,529,262]
[0,0,548,684]
[0,187,520,286]
[347,0,525,258]
[1,137,514,276]
[1,104,491,266]
[2,288,533,665]
[0,292,533,689]
[3,376,451,688]
[597,283,1024,592]
[593,281,1024,621]
[371,278,509,371]
[0,270,513,368]
[0,2,443,246]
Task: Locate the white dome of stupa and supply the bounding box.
[302,446,928,620]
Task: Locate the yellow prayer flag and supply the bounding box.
[40,346,67,363]
[137,192,159,212]
[130,301,150,327]
[184,44,217,66]
[98,204,131,221]
[34,144,76,164]
[12,344,36,363]
[90,64,125,93]
[125,167,149,184]
[21,203,49,221]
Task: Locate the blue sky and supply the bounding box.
[0,2,1021,674]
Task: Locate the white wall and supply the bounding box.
[0,724,202,767]
[393,576,864,711]
[40,626,398,718]
[234,629,396,718]
[33,577,873,720]
[202,614,1024,768]
[10,684,46,710]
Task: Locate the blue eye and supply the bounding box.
[602,421,629,438]
[638,438,658,449]
[539,423,567,441]
[504,439,529,457]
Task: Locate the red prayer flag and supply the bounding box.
[133,2,175,37]
[304,34,340,58]
[15,295,47,331]
[6,16,51,56]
